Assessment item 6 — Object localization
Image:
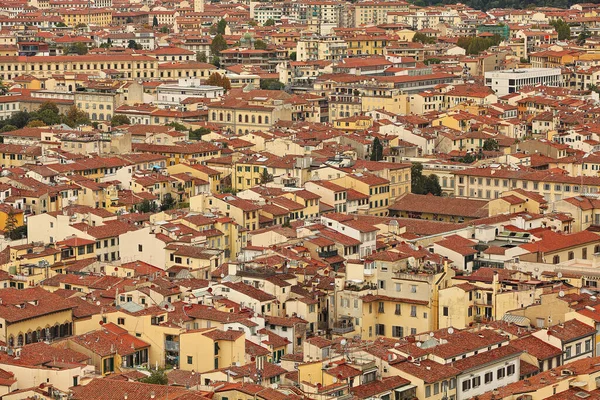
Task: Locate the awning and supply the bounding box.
[396,385,417,392]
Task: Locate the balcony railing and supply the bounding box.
[318,249,338,258]
[332,322,355,334]
[165,340,179,352]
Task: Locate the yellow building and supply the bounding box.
[332,172,391,216]
[61,8,113,27]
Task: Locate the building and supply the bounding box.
[484,68,562,96]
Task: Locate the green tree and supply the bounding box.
[39,102,59,115]
[424,58,441,65]
[128,40,143,50]
[411,162,441,196]
[9,111,31,128]
[166,122,187,131]
[290,52,297,61]
[550,18,571,40]
[0,125,17,132]
[111,114,131,126]
[264,18,276,27]
[210,34,228,55]
[211,55,221,68]
[412,32,435,44]
[248,20,258,27]
[261,168,273,184]
[254,39,268,50]
[65,42,88,55]
[160,26,170,34]
[160,193,177,211]
[0,78,7,95]
[136,199,157,213]
[259,79,285,90]
[140,369,168,385]
[75,23,87,29]
[196,52,208,63]
[370,137,384,161]
[217,19,227,35]
[7,225,26,241]
[482,138,500,151]
[577,25,591,45]
[190,127,211,140]
[152,15,159,27]
[55,22,67,27]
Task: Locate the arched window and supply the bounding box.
[227,113,231,122]
[92,113,97,120]
[258,116,262,124]
[553,255,560,264]
[238,115,242,122]
[245,115,249,123]
[265,116,269,124]
[99,113,104,120]
[219,112,223,121]
[17,334,23,347]
[251,115,255,123]
[212,112,216,120]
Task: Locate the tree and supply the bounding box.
[210,34,228,56]
[412,32,436,44]
[128,40,143,50]
[370,137,384,161]
[160,26,170,34]
[7,225,26,241]
[424,58,441,65]
[39,102,59,115]
[136,199,157,213]
[210,56,221,68]
[166,122,187,131]
[111,114,131,126]
[248,20,258,27]
[65,42,88,55]
[4,208,18,236]
[27,120,45,128]
[74,23,87,29]
[140,369,168,385]
[152,15,159,27]
[0,78,7,95]
[411,162,441,196]
[482,138,500,151]
[290,52,297,61]
[260,79,285,90]
[216,18,227,35]
[56,22,67,27]
[190,127,211,140]
[0,125,17,132]
[126,17,133,24]
[196,52,208,63]
[550,18,570,40]
[264,18,276,27]
[62,106,90,127]
[577,25,591,46]
[206,73,231,90]
[160,193,177,211]
[9,111,31,129]
[254,39,268,50]
[261,168,273,184]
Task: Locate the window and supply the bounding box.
[395,304,401,315]
[117,318,125,325]
[507,364,515,376]
[497,368,505,379]
[187,356,193,364]
[425,385,431,398]
[566,346,572,358]
[462,380,471,392]
[411,285,417,293]
[443,306,449,316]
[392,326,403,338]
[576,343,582,355]
[484,372,493,384]
[410,305,417,317]
[395,283,401,292]
[375,324,385,336]
[586,339,592,352]
[472,376,481,388]
[138,244,143,252]
[378,302,384,313]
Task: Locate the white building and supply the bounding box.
[156,78,224,108]
[484,68,562,96]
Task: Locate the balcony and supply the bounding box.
[318,249,339,258]
[165,340,179,352]
[332,322,355,335]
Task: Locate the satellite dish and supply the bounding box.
[557,272,563,278]
[220,273,225,278]
[96,301,101,306]
[394,343,400,347]
[416,342,422,348]
[332,377,338,383]
[559,291,565,298]
[340,339,347,346]
[429,332,435,337]
[448,327,455,335]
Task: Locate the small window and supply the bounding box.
[187,356,193,364]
